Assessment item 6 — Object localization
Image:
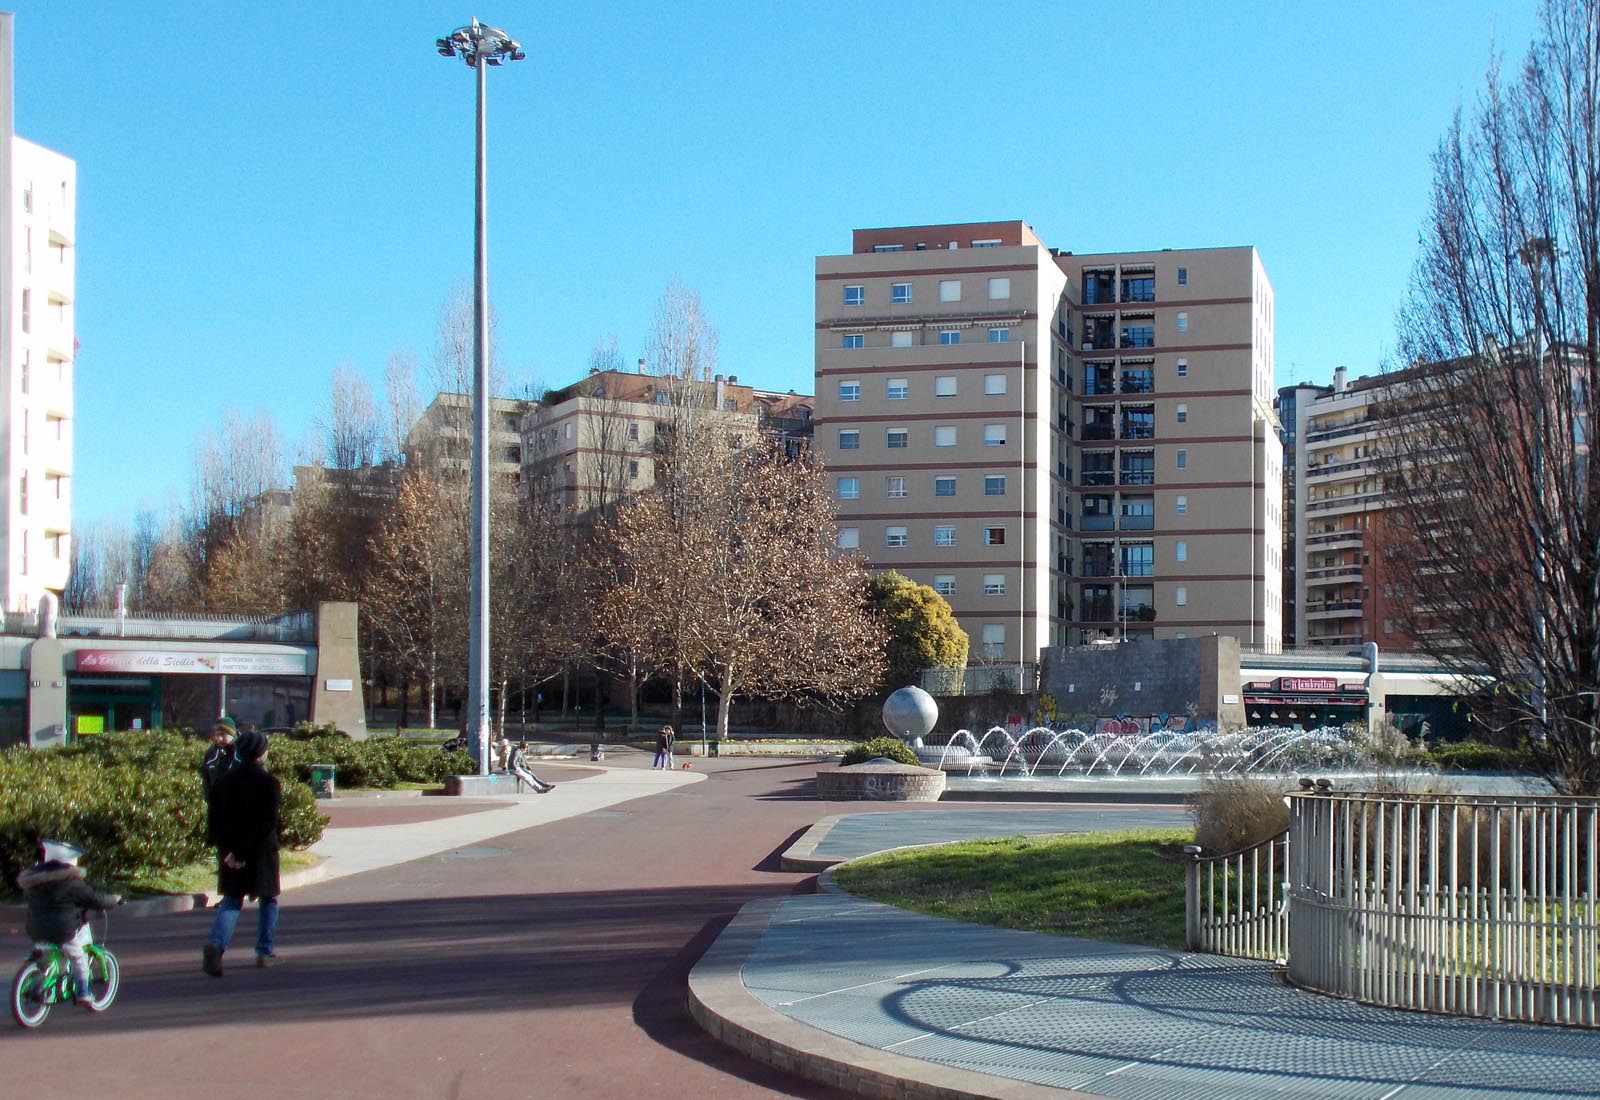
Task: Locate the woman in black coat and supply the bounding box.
[201,729,282,976]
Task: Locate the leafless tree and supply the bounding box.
[1381,0,1600,792]
[317,364,383,470]
[382,350,423,463]
[429,281,504,399]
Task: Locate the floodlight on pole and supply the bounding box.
[435,18,524,777]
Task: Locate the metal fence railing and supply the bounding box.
[1287,790,1600,1026]
[1184,833,1289,961]
[920,663,1037,696]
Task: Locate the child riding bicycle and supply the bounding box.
[18,840,121,1005]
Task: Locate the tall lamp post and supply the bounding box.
[1518,235,1556,742]
[435,19,524,776]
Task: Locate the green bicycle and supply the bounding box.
[9,910,120,1028]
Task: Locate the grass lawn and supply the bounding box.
[125,850,324,899]
[830,828,1194,949]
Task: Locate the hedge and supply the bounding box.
[841,737,921,766]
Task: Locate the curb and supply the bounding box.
[687,897,1100,1100]
[779,813,844,872]
[3,854,335,921]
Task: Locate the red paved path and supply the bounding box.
[0,757,1131,1098]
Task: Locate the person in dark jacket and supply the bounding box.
[202,728,281,976]
[199,716,239,800]
[19,840,120,1002]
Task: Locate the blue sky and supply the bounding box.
[20,1,1541,525]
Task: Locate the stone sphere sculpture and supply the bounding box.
[882,685,938,740]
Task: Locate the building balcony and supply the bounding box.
[1306,491,1386,514]
[1119,515,1155,531]
[1305,418,1375,445]
[1081,471,1115,487]
[1120,471,1155,486]
[1305,600,1364,621]
[1305,564,1365,583]
[1305,458,1374,483]
[1304,529,1364,549]
[1081,515,1115,532]
[1307,632,1365,647]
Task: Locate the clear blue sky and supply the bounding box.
[19,1,1541,526]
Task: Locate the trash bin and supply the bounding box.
[309,764,336,799]
[590,742,604,761]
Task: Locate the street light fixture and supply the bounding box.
[435,18,524,776]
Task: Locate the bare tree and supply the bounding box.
[429,281,504,399]
[382,350,423,463]
[1382,0,1600,792]
[318,364,383,470]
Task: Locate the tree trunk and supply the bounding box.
[560,668,570,720]
[628,663,639,732]
[426,671,437,730]
[397,672,410,730]
[495,677,508,737]
[716,661,735,741]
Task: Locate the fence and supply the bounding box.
[1184,833,1289,961]
[920,663,1037,697]
[1287,790,1600,1026]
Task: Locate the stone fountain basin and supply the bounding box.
[816,760,946,801]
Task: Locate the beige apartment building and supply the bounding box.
[815,221,1282,672]
[0,14,73,612]
[1280,365,1416,649]
[405,392,530,485]
[520,367,813,517]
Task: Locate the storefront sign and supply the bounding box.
[1277,676,1338,693]
[74,650,309,676]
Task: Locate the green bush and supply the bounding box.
[1426,739,1531,773]
[0,731,330,894]
[841,737,921,766]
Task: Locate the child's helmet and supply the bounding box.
[40,839,83,865]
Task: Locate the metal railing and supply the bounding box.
[1287,790,1600,1026]
[1185,833,1289,960]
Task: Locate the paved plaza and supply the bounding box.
[4,753,1598,1099]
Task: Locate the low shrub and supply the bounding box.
[841,737,921,766]
[1426,739,1530,773]
[1189,775,1291,853]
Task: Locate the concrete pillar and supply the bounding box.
[310,601,368,738]
[25,636,66,747]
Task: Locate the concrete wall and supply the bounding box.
[1038,636,1244,730]
[310,601,367,738]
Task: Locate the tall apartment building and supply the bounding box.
[815,222,1282,672]
[521,366,813,518]
[405,392,529,486]
[0,14,73,612]
[1282,365,1417,649]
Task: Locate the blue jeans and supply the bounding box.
[207,895,279,958]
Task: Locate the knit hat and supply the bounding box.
[213,716,238,736]
[233,729,268,761]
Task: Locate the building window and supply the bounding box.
[837,477,860,500]
[885,476,907,498]
[987,328,1010,344]
[934,426,957,447]
[1176,449,1188,469]
[1177,266,1188,285]
[935,376,957,396]
[564,422,574,440]
[837,527,859,550]
[654,392,669,405]
[1121,323,1154,349]
[886,378,909,400]
[984,475,1006,496]
[984,374,1007,395]
[1121,544,1153,577]
[935,476,957,497]
[984,424,1007,446]
[984,525,1006,546]
[1176,403,1188,424]
[939,330,961,345]
[988,277,1011,300]
[839,381,861,401]
[20,289,29,334]
[885,526,908,548]
[1177,358,1188,378]
[19,531,25,575]
[1176,540,1187,562]
[890,331,913,348]
[1176,495,1188,515]
[934,525,956,546]
[628,460,639,479]
[980,624,1005,658]
[972,238,1002,248]
[842,333,864,349]
[19,351,27,396]
[844,285,864,306]
[1176,586,1188,606]
[933,575,956,596]
[873,244,903,252]
[886,428,909,448]
[1122,276,1155,303]
[939,279,961,302]
[838,430,860,450]
[983,574,1006,596]
[17,475,26,516]
[891,282,912,303]
[627,422,639,441]
[21,182,30,213]
[1177,311,1189,333]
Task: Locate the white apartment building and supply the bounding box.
[0,13,73,612]
[816,221,1282,672]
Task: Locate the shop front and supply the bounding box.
[1242,675,1369,729]
[69,648,312,735]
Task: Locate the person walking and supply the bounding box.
[199,716,238,801]
[653,725,672,769]
[202,729,281,975]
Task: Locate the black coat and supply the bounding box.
[208,759,282,900]
[199,744,236,799]
[18,861,118,944]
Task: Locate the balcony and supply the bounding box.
[1306,491,1385,513]
[1304,564,1365,586]
[1121,424,1156,441]
[1081,470,1116,487]
[1120,470,1155,486]
[1120,375,1154,394]
[1120,328,1156,350]
[1305,417,1375,444]
[1305,600,1364,621]
[1305,529,1364,549]
[1082,424,1116,441]
[1119,515,1155,531]
[1081,515,1115,532]
[1306,458,1373,482]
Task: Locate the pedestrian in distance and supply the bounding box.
[507,740,555,794]
[654,724,676,769]
[202,729,281,976]
[19,840,121,1005]
[199,716,238,802]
